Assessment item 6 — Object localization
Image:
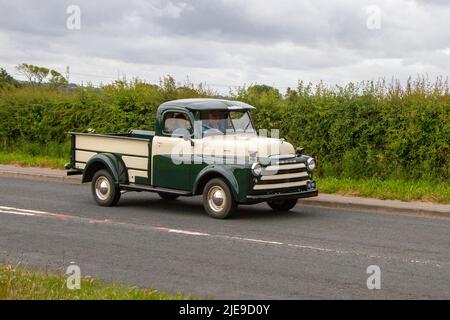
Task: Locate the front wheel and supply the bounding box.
[91,169,121,206]
[267,199,297,212]
[203,178,237,219]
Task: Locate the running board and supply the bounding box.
[119,184,192,196]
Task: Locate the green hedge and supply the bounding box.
[0,77,449,181]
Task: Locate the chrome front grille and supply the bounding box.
[253,162,310,190]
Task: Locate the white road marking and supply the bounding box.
[0,209,35,216]
[0,204,447,268]
[0,206,54,215]
[222,236,284,245]
[168,229,210,236]
[287,243,340,253]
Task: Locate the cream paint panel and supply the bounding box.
[253,180,307,190]
[122,156,148,170]
[152,135,189,155]
[260,171,308,181]
[128,169,148,183]
[75,150,97,162]
[76,135,148,157]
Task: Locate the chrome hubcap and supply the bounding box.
[95,176,111,201]
[207,186,226,212]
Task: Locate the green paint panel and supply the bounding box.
[135,176,151,185]
[152,155,192,191]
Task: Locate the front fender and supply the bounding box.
[82,153,128,185]
[193,165,241,200]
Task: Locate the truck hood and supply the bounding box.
[198,133,295,159]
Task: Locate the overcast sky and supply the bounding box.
[1,0,449,92]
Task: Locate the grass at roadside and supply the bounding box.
[0,151,66,169]
[0,142,68,169]
[318,177,450,204]
[0,151,448,204]
[0,264,193,300]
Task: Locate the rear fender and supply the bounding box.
[82,153,128,185]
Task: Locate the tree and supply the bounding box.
[0,68,18,88]
[248,84,281,98]
[35,66,50,84]
[49,69,68,88]
[16,63,50,85]
[15,63,67,87]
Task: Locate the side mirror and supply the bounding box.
[296,147,304,156]
[172,128,194,146]
[182,132,194,146]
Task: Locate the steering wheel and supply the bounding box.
[203,128,224,137]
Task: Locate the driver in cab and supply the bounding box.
[202,110,227,136]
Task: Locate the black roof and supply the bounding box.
[158,98,256,112]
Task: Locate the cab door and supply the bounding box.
[152,111,193,191]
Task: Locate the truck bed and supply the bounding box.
[69,130,154,184]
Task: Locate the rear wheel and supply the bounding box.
[91,169,121,206]
[157,192,179,200]
[267,199,297,212]
[203,178,237,219]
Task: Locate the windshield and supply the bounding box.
[197,110,256,136]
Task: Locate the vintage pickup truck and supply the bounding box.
[65,98,318,218]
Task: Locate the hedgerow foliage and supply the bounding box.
[0,76,448,181]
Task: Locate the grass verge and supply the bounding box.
[0,264,193,300]
[0,151,66,169]
[0,142,69,169]
[318,177,450,204]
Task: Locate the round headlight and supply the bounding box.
[251,163,262,176]
[307,158,316,171]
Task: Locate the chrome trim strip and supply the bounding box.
[264,163,306,171]
[260,171,308,181]
[253,180,307,190]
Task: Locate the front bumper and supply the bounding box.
[245,188,318,203]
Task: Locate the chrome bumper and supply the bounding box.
[246,188,318,202]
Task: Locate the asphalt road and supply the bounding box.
[0,176,449,299]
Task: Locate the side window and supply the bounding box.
[163,112,192,136]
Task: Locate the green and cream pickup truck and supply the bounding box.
[65,98,318,218]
